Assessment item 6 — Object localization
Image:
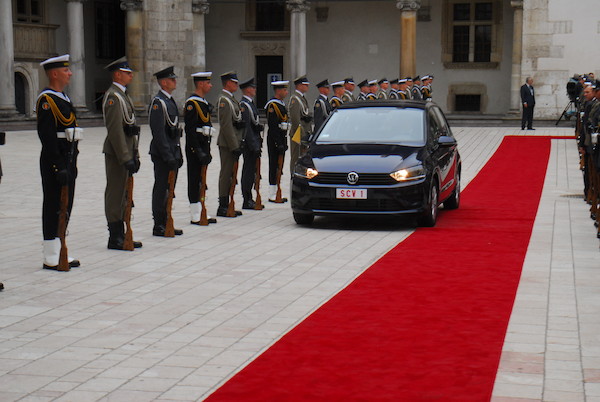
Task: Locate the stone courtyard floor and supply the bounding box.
[0,125,598,401]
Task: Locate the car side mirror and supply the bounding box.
[438,135,456,147]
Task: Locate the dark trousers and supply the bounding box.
[241,149,258,200]
[40,156,76,240]
[267,135,284,185]
[186,149,204,204]
[522,105,534,129]
[152,156,177,225]
[104,153,128,223]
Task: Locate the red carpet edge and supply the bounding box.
[206,136,552,402]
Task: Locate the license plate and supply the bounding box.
[336,188,367,199]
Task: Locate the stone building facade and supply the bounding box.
[1,0,598,120]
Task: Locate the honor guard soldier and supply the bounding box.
[398,78,410,100]
[239,77,264,209]
[289,75,312,175]
[377,78,390,99]
[265,80,290,202]
[330,81,345,108]
[579,83,597,206]
[342,77,356,103]
[421,75,433,101]
[36,54,81,270]
[411,76,423,100]
[405,77,414,99]
[102,57,143,250]
[314,79,333,131]
[389,79,400,100]
[149,66,184,236]
[216,71,244,217]
[357,79,369,101]
[367,80,378,100]
[185,71,217,225]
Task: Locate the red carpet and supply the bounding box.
[207,136,551,401]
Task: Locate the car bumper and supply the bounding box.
[291,178,428,216]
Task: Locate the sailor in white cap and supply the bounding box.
[102,56,143,250]
[330,81,345,108]
[398,78,410,100]
[36,54,81,271]
[367,80,378,100]
[185,71,217,225]
[265,80,290,203]
[377,78,390,99]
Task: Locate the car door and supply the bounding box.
[432,106,458,200]
[428,107,454,201]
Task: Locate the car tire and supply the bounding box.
[418,182,438,227]
[444,173,460,210]
[293,212,314,225]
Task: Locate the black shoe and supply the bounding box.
[43,264,70,271]
[191,217,218,225]
[174,228,183,235]
[268,197,288,203]
[153,227,183,236]
[527,128,535,130]
[0,283,3,291]
[216,207,228,217]
[69,259,80,268]
[133,241,143,248]
[242,199,256,209]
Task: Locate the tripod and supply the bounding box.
[556,100,577,125]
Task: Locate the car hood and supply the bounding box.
[307,143,422,173]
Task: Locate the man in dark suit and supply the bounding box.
[521,77,536,130]
[149,66,184,236]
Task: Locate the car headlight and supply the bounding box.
[294,165,319,179]
[390,165,425,182]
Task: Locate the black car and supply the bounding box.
[291,100,461,226]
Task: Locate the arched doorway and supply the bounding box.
[14,72,27,115]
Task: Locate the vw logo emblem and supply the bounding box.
[347,171,359,185]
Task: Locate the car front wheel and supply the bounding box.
[444,173,460,210]
[418,183,438,227]
[293,212,314,225]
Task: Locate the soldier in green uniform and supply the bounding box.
[36,54,81,270]
[377,78,390,99]
[102,57,143,250]
[342,77,356,103]
[239,77,264,209]
[330,81,345,108]
[216,71,244,217]
[314,79,333,131]
[185,71,217,224]
[289,75,312,174]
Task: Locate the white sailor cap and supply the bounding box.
[368,79,378,86]
[421,75,431,80]
[192,71,212,81]
[40,54,70,71]
[271,80,289,88]
[399,78,408,83]
[584,81,593,86]
[331,81,345,88]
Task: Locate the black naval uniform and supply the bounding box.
[184,94,213,205]
[265,98,288,185]
[240,95,264,206]
[149,89,183,234]
[36,89,79,242]
[330,96,343,109]
[314,94,333,131]
[411,85,423,100]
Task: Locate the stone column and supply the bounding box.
[509,0,524,113]
[65,0,88,113]
[0,0,18,117]
[287,0,310,81]
[192,1,209,69]
[397,0,420,78]
[121,0,145,111]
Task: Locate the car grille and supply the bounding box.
[308,198,404,212]
[312,172,396,185]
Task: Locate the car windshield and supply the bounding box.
[316,107,425,145]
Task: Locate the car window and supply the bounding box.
[316,107,425,145]
[428,110,441,141]
[433,107,453,137]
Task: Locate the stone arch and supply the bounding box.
[13,64,38,117]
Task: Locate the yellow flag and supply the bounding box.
[292,126,302,144]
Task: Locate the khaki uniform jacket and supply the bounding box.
[289,90,312,142]
[217,90,243,151]
[102,84,137,165]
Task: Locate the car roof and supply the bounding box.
[337,100,435,110]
